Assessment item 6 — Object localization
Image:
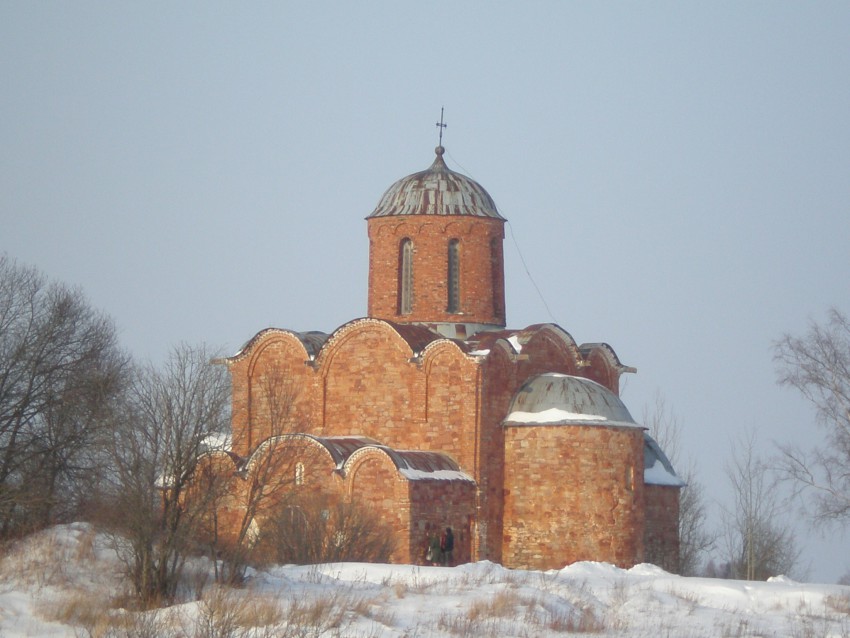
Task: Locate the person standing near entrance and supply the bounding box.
[428,533,441,566]
[440,527,454,566]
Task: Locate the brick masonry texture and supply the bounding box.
[201,172,680,572]
[368,215,506,326]
[215,313,679,570]
[503,424,645,570]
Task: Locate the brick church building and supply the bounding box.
[204,145,683,571]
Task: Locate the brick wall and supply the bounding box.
[228,332,319,457]
[223,316,672,570]
[367,215,506,327]
[644,484,680,573]
[503,424,645,570]
[408,480,476,565]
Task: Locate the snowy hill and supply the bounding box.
[1,524,848,637]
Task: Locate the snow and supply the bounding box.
[1,524,849,637]
[506,407,607,423]
[202,431,232,451]
[505,406,636,426]
[398,468,475,482]
[644,459,688,487]
[507,334,522,352]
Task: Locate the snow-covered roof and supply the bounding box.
[643,434,686,487]
[245,434,474,483]
[388,449,474,483]
[503,373,641,428]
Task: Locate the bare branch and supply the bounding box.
[774,308,850,527]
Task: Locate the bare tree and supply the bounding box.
[105,343,230,607]
[721,429,801,580]
[195,363,310,584]
[774,308,850,526]
[643,391,714,575]
[267,496,395,565]
[0,254,127,535]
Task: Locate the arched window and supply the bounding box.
[490,237,503,318]
[447,239,460,313]
[398,239,413,314]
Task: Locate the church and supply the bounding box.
[203,143,683,571]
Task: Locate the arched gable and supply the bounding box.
[247,334,312,377]
[315,319,439,442]
[420,338,471,368]
[579,343,636,396]
[314,318,435,370]
[243,433,337,476]
[240,434,343,515]
[226,327,327,367]
[245,332,317,450]
[343,446,402,495]
[519,324,583,376]
[225,328,326,456]
[420,340,478,465]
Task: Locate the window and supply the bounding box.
[490,237,503,317]
[295,462,304,486]
[447,239,460,313]
[398,239,413,314]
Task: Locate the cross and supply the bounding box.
[436,107,447,146]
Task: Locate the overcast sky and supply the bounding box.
[2,2,848,582]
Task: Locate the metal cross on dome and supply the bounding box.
[436,107,447,146]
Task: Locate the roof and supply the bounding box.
[259,435,474,483]
[504,373,641,428]
[644,434,686,487]
[225,328,329,364]
[382,448,474,482]
[368,146,505,220]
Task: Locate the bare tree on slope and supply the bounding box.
[0,254,127,536]
[105,343,230,607]
[774,308,850,527]
[721,429,801,581]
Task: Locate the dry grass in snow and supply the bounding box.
[0,524,848,637]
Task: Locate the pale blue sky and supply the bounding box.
[2,2,849,581]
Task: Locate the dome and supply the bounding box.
[504,373,640,428]
[368,146,504,219]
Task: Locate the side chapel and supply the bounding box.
[205,144,683,571]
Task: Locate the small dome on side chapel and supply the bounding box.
[504,373,640,428]
[368,146,505,219]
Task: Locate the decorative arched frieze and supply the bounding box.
[415,220,436,235]
[443,220,474,237]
